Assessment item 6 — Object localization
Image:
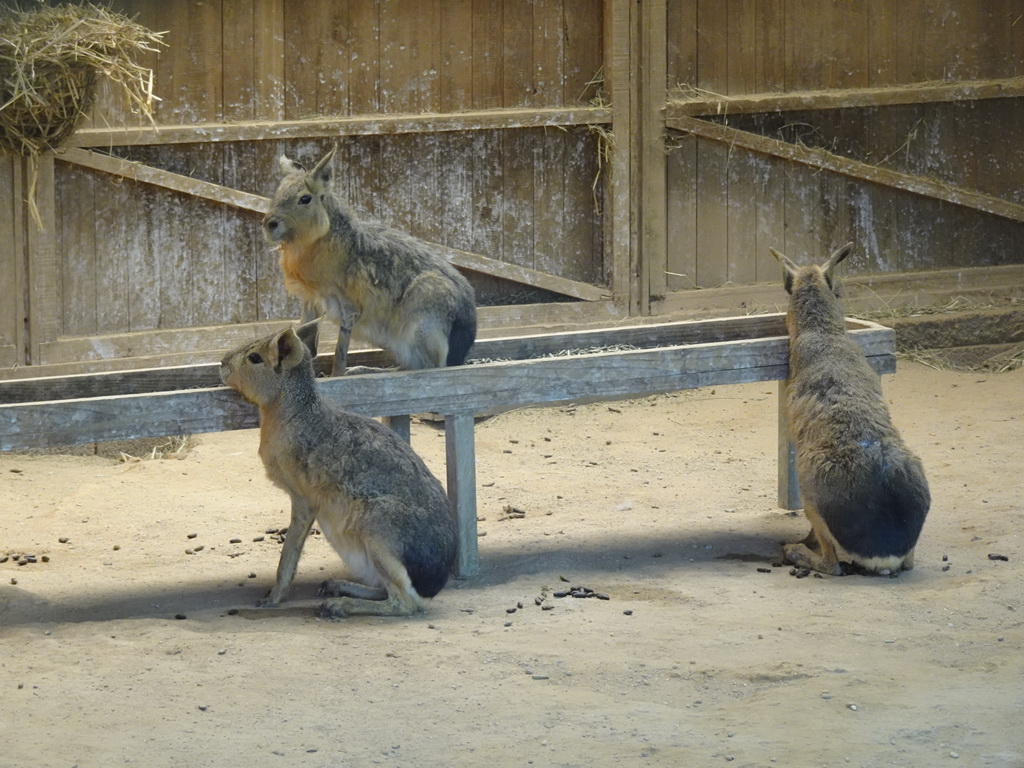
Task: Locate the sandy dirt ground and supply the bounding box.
[1,360,1022,768]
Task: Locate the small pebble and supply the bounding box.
[198,705,208,711]
[541,604,554,611]
[988,553,1009,562]
[112,545,120,551]
[187,533,198,539]
[174,614,187,620]
[848,704,858,711]
[623,609,633,616]
[949,752,959,759]
[942,564,951,571]
[757,567,772,574]
[248,572,257,579]
[229,538,242,544]
[227,608,239,616]
[58,537,69,544]
[532,675,549,680]
[218,649,227,655]
[503,621,512,627]
[506,607,517,614]
[10,578,16,585]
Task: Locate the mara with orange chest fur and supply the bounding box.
[263,147,477,375]
[772,243,930,576]
[219,321,457,617]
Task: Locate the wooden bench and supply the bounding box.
[0,313,896,576]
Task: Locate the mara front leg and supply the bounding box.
[323,295,360,376]
[260,494,316,606]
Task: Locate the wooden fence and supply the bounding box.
[2,0,1022,375]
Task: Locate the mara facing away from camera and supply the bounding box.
[772,242,930,576]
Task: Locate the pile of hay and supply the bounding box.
[0,3,165,157]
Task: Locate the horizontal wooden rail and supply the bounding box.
[667,116,1024,225]
[667,76,1024,117]
[0,315,897,577]
[69,106,614,148]
[58,149,609,303]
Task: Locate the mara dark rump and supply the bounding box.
[263,147,477,375]
[773,243,930,576]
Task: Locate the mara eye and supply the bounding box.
[298,194,312,205]
[247,352,263,364]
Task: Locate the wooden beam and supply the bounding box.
[667,115,1024,224]
[67,106,614,148]
[638,0,667,308]
[604,0,634,313]
[59,148,270,213]
[0,316,895,450]
[667,76,1024,117]
[25,156,60,366]
[58,149,609,302]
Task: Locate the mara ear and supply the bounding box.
[308,145,337,189]
[274,328,307,371]
[295,317,322,355]
[769,247,797,294]
[278,154,304,175]
[823,242,854,275]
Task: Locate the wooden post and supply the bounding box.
[637,0,667,311]
[382,414,411,443]
[777,378,801,510]
[444,412,478,577]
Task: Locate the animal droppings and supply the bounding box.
[988,553,1009,561]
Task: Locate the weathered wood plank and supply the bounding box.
[668,116,1024,224]
[666,76,1024,117]
[0,337,896,451]
[68,106,613,148]
[0,314,894,405]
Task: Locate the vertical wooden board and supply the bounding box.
[378,134,424,239]
[831,3,870,88]
[0,158,17,349]
[440,0,475,112]
[221,144,261,325]
[563,128,603,286]
[895,0,949,84]
[346,0,381,114]
[222,0,256,121]
[603,0,633,306]
[254,0,285,121]
[56,163,97,337]
[471,0,503,109]
[533,0,565,106]
[562,0,603,105]
[470,130,504,261]
[502,0,536,107]
[725,147,757,285]
[694,139,729,287]
[727,0,757,94]
[753,153,787,283]
[781,163,824,265]
[501,130,537,269]
[754,0,785,92]
[666,0,697,90]
[867,2,899,88]
[665,137,697,291]
[533,128,567,278]
[92,175,132,334]
[319,0,353,115]
[437,133,476,253]
[783,0,832,90]
[992,0,1024,77]
[27,156,60,363]
[847,175,905,276]
[160,0,224,122]
[695,0,729,93]
[345,135,383,222]
[282,0,322,119]
[950,0,984,80]
[379,0,441,113]
[190,146,230,327]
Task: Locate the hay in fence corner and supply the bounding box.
[0,2,166,226]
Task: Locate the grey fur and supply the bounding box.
[220,321,457,617]
[263,146,477,375]
[772,243,930,576]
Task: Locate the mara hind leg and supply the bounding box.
[317,547,426,618]
[783,502,842,576]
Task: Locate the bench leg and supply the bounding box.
[777,379,801,510]
[382,414,411,443]
[445,413,479,577]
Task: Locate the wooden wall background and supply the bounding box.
[2,0,1023,374]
